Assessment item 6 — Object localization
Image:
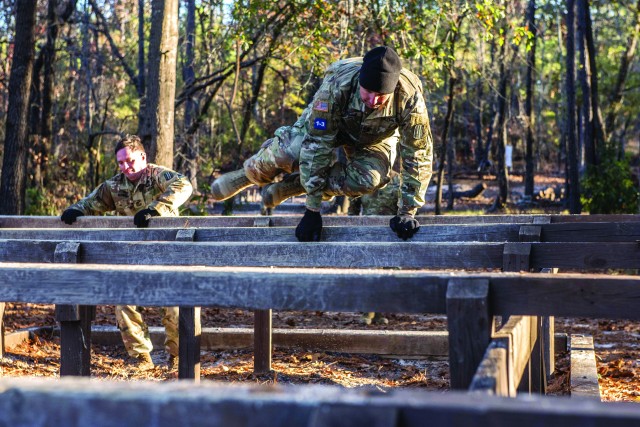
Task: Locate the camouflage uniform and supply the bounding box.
[243,57,433,214]
[69,163,192,357]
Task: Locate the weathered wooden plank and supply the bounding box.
[519,225,542,242]
[0,224,521,243]
[493,316,535,396]
[88,326,564,359]
[530,242,640,269]
[1,265,640,320]
[5,221,640,242]
[7,239,640,270]
[469,341,509,396]
[446,278,492,390]
[0,263,449,313]
[253,309,272,374]
[0,240,507,269]
[570,334,601,400]
[178,307,201,381]
[0,228,178,241]
[0,302,4,358]
[53,242,94,377]
[2,378,640,427]
[3,213,638,229]
[541,222,640,242]
[503,243,532,272]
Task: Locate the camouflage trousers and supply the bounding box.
[361,173,401,215]
[244,126,398,198]
[116,305,179,357]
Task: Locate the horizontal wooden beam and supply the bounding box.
[0,264,639,320]
[2,214,639,229]
[0,378,639,427]
[570,334,601,400]
[3,240,640,269]
[0,240,507,269]
[91,326,451,357]
[0,224,521,243]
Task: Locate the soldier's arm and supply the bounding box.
[299,80,343,211]
[397,91,433,216]
[67,182,116,215]
[148,169,193,215]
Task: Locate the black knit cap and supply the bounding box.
[359,46,402,94]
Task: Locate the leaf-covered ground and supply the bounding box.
[2,303,638,402]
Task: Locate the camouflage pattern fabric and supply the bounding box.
[242,57,433,216]
[361,173,401,215]
[116,306,180,357]
[70,163,192,358]
[68,163,192,216]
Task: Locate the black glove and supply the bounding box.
[61,208,84,225]
[133,208,160,228]
[295,209,323,242]
[390,214,420,240]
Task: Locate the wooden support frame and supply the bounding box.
[175,227,201,380]
[446,278,492,390]
[0,302,4,358]
[53,242,95,377]
[570,334,601,399]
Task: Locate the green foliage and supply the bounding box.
[581,153,639,214]
[25,187,59,216]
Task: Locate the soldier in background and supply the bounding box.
[60,134,193,370]
[211,46,433,242]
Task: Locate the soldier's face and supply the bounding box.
[116,147,147,181]
[359,87,392,109]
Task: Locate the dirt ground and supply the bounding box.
[1,173,638,401]
[1,303,638,402]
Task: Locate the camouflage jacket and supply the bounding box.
[69,163,193,216]
[298,57,433,215]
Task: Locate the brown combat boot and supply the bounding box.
[261,173,305,208]
[131,353,154,370]
[211,169,252,201]
[168,354,179,371]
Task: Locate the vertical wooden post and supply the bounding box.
[176,228,201,380]
[529,215,555,382]
[178,306,201,380]
[253,215,273,375]
[447,278,492,390]
[0,302,5,358]
[253,309,273,374]
[54,242,95,376]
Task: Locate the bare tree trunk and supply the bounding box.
[566,0,581,213]
[137,0,146,133]
[180,0,198,189]
[435,75,457,215]
[524,0,537,199]
[142,0,179,167]
[491,15,510,211]
[584,3,606,157]
[604,0,640,145]
[0,0,38,215]
[576,0,595,167]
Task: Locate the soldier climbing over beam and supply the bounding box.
[211,46,433,241]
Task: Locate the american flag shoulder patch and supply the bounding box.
[313,100,329,112]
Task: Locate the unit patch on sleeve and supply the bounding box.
[163,171,174,180]
[313,118,328,130]
[313,100,329,112]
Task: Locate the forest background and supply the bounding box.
[0,0,639,216]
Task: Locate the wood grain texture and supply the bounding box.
[3,214,640,229]
[1,377,638,427]
[446,278,492,390]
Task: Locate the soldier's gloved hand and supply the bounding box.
[61,208,84,225]
[133,208,160,228]
[390,214,420,240]
[295,209,322,242]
